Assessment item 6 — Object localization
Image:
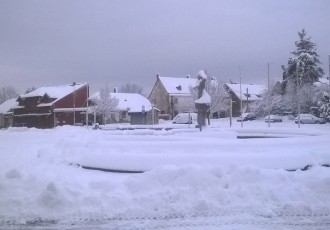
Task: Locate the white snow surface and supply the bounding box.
[1,119,330,228]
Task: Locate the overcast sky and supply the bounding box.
[1,0,330,95]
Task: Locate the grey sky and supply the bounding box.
[1,0,330,95]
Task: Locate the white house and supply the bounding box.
[89,92,159,125]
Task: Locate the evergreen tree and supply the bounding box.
[283,29,324,86]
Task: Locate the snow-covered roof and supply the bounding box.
[159,76,197,96]
[20,83,87,100]
[90,92,153,113]
[0,98,18,114]
[226,83,266,101]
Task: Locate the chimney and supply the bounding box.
[186,75,190,79]
[114,87,118,93]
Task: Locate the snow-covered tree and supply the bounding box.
[206,77,230,116]
[119,83,144,96]
[250,82,285,117]
[314,84,330,120]
[0,86,18,104]
[279,29,325,115]
[282,29,324,86]
[92,85,119,125]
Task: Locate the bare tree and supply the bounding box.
[91,84,119,125]
[0,86,18,104]
[206,77,230,117]
[119,83,144,96]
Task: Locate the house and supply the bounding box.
[224,83,266,117]
[89,92,159,125]
[13,82,89,128]
[0,98,18,128]
[148,75,197,119]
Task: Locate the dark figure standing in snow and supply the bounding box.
[195,70,210,131]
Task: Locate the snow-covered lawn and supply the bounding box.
[1,118,330,229]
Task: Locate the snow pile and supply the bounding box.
[0,119,330,224]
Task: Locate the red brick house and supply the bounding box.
[13,82,89,128]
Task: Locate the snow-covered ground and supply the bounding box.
[1,118,330,229]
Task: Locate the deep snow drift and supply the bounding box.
[0,119,330,229]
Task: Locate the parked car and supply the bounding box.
[173,112,197,124]
[237,113,256,122]
[264,115,283,123]
[295,114,326,124]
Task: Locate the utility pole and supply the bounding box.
[297,61,301,128]
[72,82,76,126]
[246,88,249,112]
[328,54,330,80]
[229,98,232,127]
[267,62,271,128]
[85,83,89,129]
[239,65,243,128]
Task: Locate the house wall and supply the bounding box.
[229,92,252,117]
[53,86,89,126]
[172,96,195,115]
[0,114,4,128]
[148,78,171,116]
[3,114,14,128]
[55,85,88,108]
[130,110,159,125]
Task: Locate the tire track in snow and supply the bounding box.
[1,208,330,230]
